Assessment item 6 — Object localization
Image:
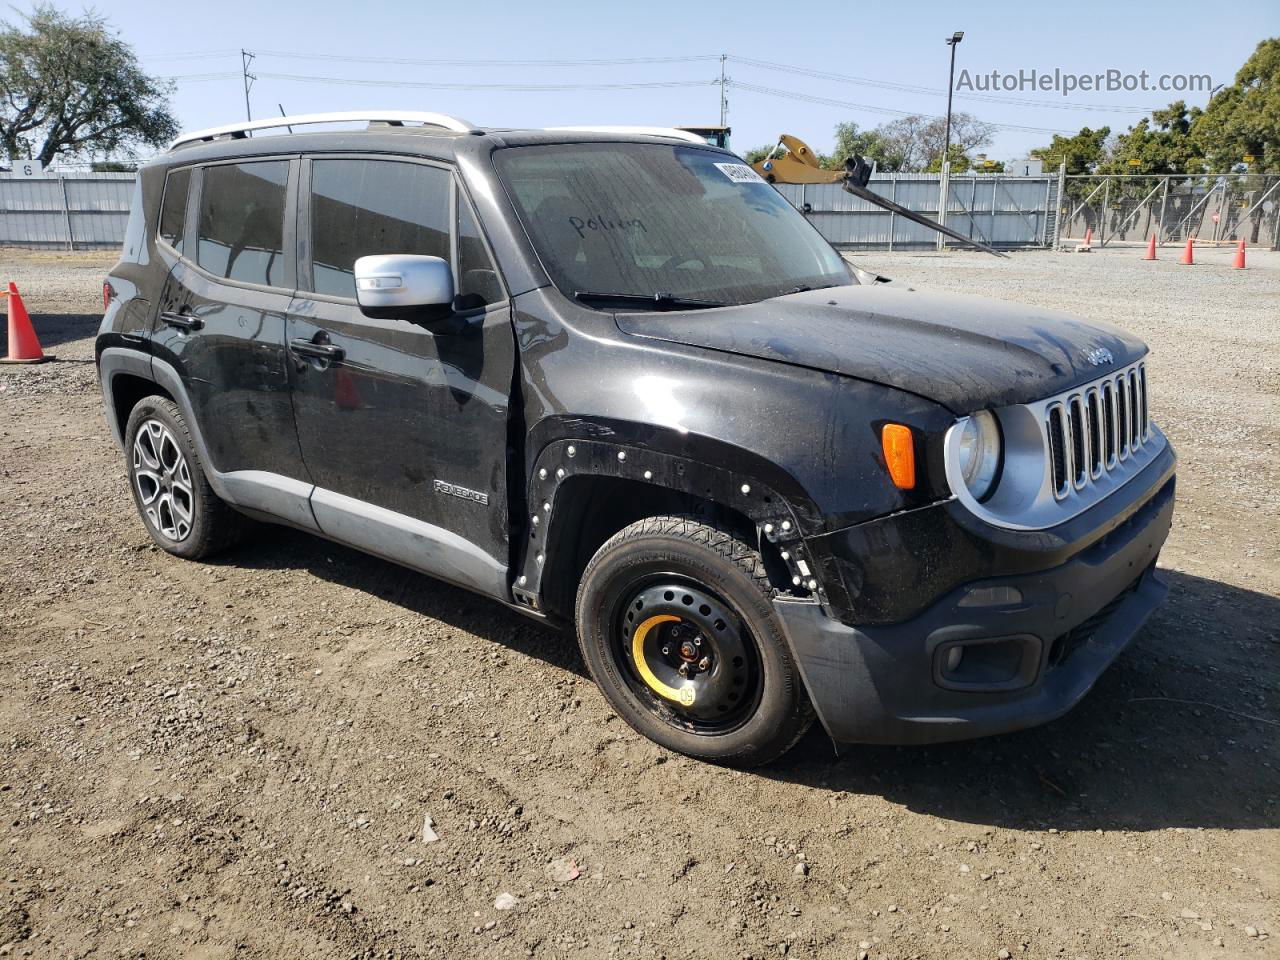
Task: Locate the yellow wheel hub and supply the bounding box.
[631,614,697,706]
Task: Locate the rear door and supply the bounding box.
[286,155,516,592]
[152,157,311,484]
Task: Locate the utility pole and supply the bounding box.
[943,32,964,168]
[719,54,728,128]
[241,49,256,125]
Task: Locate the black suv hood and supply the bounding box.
[616,285,1147,413]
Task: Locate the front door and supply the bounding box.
[287,156,515,592]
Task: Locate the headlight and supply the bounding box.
[955,411,1002,501]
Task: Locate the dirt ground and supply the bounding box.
[1,245,1277,960]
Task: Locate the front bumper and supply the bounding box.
[774,445,1175,746]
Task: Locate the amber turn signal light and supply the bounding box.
[881,424,916,490]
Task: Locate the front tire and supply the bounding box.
[124,396,248,560]
[575,516,815,767]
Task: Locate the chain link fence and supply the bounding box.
[1057,174,1280,249]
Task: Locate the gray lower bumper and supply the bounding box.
[773,475,1174,746]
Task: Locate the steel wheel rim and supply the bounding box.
[132,419,194,542]
[613,577,763,736]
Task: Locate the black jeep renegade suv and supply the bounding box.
[98,113,1176,766]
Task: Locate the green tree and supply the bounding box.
[1103,102,1203,175]
[926,144,974,173]
[0,5,177,165]
[1030,126,1112,174]
[742,144,777,164]
[1194,37,1279,173]
[822,121,904,171]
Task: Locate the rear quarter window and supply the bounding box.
[158,167,190,254]
[118,176,150,265]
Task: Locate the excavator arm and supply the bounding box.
[751,135,1007,258]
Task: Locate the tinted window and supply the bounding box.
[495,143,849,307]
[158,167,190,254]
[197,161,289,287]
[310,159,450,298]
[457,199,503,308]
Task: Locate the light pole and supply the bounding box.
[943,31,964,168]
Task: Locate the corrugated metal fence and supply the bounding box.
[776,172,1059,250]
[1,169,1061,251]
[0,172,135,250]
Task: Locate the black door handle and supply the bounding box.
[160,311,203,331]
[289,337,345,362]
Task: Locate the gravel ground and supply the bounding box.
[1,245,1277,960]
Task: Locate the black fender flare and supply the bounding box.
[514,432,850,619]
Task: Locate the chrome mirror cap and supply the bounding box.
[354,254,454,318]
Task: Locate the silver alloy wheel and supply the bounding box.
[132,418,195,542]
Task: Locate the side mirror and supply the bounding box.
[353,254,454,323]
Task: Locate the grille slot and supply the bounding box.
[1047,404,1068,497]
[1102,382,1116,464]
[1116,374,1129,459]
[1139,365,1149,439]
[1068,396,1087,488]
[1129,370,1141,446]
[1085,388,1103,477]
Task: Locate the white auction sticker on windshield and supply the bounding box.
[714,162,766,184]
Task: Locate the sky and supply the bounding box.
[32,0,1279,162]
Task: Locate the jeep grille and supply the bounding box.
[944,358,1166,532]
[1045,361,1150,501]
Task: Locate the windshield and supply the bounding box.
[494,142,852,307]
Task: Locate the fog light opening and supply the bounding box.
[934,635,1041,691]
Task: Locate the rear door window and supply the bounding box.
[197,161,290,287]
[158,167,190,254]
[309,159,450,298]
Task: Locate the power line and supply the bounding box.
[162,72,241,82]
[730,81,1078,135]
[140,49,242,61]
[256,72,715,92]
[145,48,1159,115]
[729,56,1158,114]
[256,50,720,68]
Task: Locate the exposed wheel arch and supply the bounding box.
[110,372,173,445]
[520,439,828,623]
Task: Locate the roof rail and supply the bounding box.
[170,111,477,151]
[544,126,708,145]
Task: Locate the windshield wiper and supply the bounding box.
[787,282,846,295]
[574,290,726,311]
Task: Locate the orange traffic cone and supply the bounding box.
[1180,236,1195,265]
[1232,239,1247,270]
[2,282,52,364]
[1144,234,1157,260]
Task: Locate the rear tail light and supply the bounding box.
[103,281,114,311]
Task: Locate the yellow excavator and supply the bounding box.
[750,134,1006,257]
